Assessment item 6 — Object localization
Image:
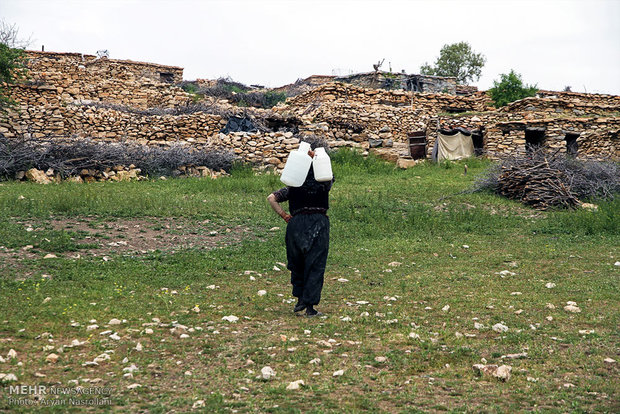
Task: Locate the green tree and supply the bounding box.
[420,42,486,84]
[488,70,538,108]
[0,20,29,113]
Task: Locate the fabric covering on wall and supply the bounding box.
[434,131,475,161]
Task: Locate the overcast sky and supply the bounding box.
[2,0,619,94]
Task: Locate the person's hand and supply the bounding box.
[282,213,292,223]
[308,150,315,158]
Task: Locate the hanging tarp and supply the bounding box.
[434,129,475,161]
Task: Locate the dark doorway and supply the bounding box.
[407,130,427,159]
[472,128,484,156]
[565,132,579,156]
[160,72,174,83]
[525,127,546,153]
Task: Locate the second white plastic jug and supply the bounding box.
[280,141,312,187]
[312,147,333,182]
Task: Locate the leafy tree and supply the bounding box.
[488,70,538,108]
[0,20,29,113]
[420,42,486,84]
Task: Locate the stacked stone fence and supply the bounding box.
[499,96,620,116]
[19,51,190,109]
[284,82,492,112]
[536,90,620,107]
[429,112,619,160]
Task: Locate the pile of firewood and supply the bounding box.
[497,162,580,210]
[474,148,619,210]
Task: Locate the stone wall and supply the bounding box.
[3,50,618,169]
[17,51,190,109]
[429,112,620,160]
[536,90,620,107]
[500,96,620,116]
[334,72,458,94]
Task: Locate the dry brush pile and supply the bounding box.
[0,135,237,181]
[474,149,620,210]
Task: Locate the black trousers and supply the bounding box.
[285,213,330,306]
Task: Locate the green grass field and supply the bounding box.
[0,151,618,412]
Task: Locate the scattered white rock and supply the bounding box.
[442,305,450,312]
[332,369,344,377]
[501,352,528,359]
[374,356,387,363]
[144,328,153,335]
[408,332,420,340]
[93,353,111,363]
[498,270,516,277]
[527,377,539,382]
[180,334,190,339]
[462,245,469,249]
[604,358,616,364]
[286,379,305,390]
[42,297,52,304]
[122,357,129,364]
[563,383,575,388]
[43,253,57,259]
[108,318,122,326]
[123,364,139,373]
[511,292,522,296]
[192,305,200,313]
[472,364,512,382]
[337,278,349,283]
[492,323,509,333]
[273,266,281,271]
[546,303,556,310]
[545,282,556,289]
[222,315,239,323]
[260,366,275,380]
[474,322,485,330]
[192,400,205,409]
[257,290,267,296]
[340,316,352,322]
[135,343,143,351]
[309,358,321,365]
[7,349,17,360]
[0,373,18,382]
[388,261,402,267]
[614,261,620,267]
[86,324,99,331]
[546,316,553,321]
[564,304,581,313]
[206,285,218,290]
[46,353,59,364]
[109,333,121,340]
[127,383,141,390]
[360,311,369,317]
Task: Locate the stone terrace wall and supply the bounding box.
[17,51,190,109]
[277,82,493,146]
[536,90,620,107]
[429,112,620,160]
[285,82,491,111]
[500,96,620,117]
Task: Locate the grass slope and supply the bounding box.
[0,151,618,412]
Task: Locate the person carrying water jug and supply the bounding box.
[267,136,334,317]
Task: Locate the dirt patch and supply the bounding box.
[0,217,260,275]
[47,217,253,256]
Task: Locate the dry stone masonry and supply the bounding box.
[2,50,618,176]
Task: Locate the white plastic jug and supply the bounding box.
[312,147,333,182]
[280,141,312,187]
